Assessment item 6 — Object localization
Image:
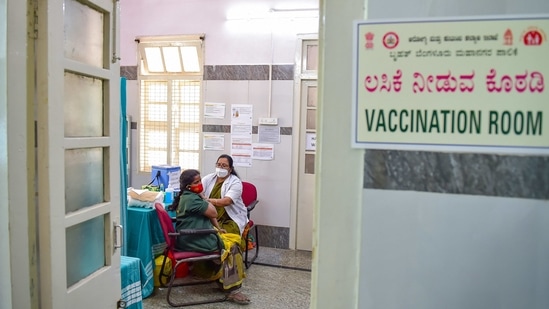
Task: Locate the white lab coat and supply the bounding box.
[201,173,249,235]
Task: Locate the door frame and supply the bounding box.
[290,34,318,250]
[1,0,37,308]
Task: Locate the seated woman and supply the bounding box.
[172,168,250,305]
[200,154,249,250]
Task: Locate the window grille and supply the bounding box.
[137,35,204,172]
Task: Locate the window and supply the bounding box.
[137,35,204,172]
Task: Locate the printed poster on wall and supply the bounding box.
[204,102,226,119]
[258,125,281,143]
[252,143,274,160]
[231,104,253,167]
[352,16,549,154]
[203,133,225,150]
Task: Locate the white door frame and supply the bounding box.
[2,0,36,308]
[290,34,318,251]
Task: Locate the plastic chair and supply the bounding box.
[154,203,227,307]
[241,181,259,268]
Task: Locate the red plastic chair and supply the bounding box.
[154,203,227,307]
[241,181,259,268]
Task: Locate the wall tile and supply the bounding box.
[202,125,292,135]
[205,65,269,80]
[120,66,137,80]
[272,65,294,80]
[202,124,231,133]
[256,225,290,249]
[204,65,294,80]
[280,127,293,135]
[123,64,294,81]
[364,150,549,200]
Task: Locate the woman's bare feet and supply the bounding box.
[227,291,250,305]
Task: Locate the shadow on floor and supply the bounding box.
[143,247,312,308]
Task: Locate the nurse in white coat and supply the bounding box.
[200,154,249,247]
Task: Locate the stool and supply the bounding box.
[121,256,144,309]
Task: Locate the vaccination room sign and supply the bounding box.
[352,16,549,153]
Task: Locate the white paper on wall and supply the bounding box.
[204,102,226,119]
[252,143,274,160]
[258,125,281,143]
[203,133,225,150]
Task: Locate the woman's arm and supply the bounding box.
[203,202,225,232]
[207,196,233,207]
[203,202,218,218]
[203,202,224,231]
[209,217,225,232]
[207,176,241,207]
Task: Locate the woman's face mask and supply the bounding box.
[215,167,229,178]
[189,183,203,194]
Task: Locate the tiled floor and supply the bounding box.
[143,247,312,308]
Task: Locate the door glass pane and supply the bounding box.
[64,0,104,67]
[65,148,105,214]
[66,216,106,287]
[305,44,318,71]
[305,153,315,174]
[307,86,317,107]
[306,109,316,130]
[64,72,104,137]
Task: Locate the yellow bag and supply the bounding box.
[154,255,172,287]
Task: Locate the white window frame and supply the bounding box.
[137,35,205,172]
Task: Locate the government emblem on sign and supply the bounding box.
[521,27,546,46]
[382,32,399,49]
[503,29,513,45]
[365,32,374,49]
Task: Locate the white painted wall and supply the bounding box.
[360,190,549,309]
[120,0,319,65]
[201,80,295,227]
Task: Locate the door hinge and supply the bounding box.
[28,0,39,39]
[117,299,127,308]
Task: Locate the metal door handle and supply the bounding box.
[114,222,124,250]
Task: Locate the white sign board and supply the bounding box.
[352,16,549,154]
[306,133,316,151]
